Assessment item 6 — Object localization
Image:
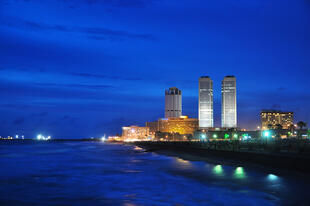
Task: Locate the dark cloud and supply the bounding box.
[12,117,25,125]
[60,0,161,8]
[35,83,115,90]
[0,104,29,109]
[12,0,160,8]
[48,115,76,126]
[62,115,70,120]
[29,112,49,117]
[70,72,143,81]
[277,87,286,91]
[1,17,155,41]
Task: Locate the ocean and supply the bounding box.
[0,141,309,206]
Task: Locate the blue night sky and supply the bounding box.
[0,0,310,138]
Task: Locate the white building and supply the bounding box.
[199,76,213,128]
[165,87,182,118]
[222,76,237,128]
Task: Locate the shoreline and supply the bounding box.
[132,141,310,174]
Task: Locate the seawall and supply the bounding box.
[133,141,310,173]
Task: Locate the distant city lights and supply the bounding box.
[37,134,51,141]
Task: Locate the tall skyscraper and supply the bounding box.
[165,87,182,118]
[221,76,237,128]
[199,76,213,128]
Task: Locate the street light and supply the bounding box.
[263,130,271,144]
[263,130,270,138]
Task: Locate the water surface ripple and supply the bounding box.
[0,142,309,206]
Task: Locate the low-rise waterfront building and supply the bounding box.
[154,131,190,141]
[146,121,159,137]
[122,126,150,141]
[261,110,293,130]
[158,116,198,135]
[147,116,198,135]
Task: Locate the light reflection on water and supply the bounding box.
[0,142,309,206]
[213,165,225,176]
[234,167,247,179]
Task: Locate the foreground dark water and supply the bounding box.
[0,141,309,206]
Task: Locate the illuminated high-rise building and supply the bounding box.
[221,76,237,128]
[199,76,213,128]
[165,87,182,118]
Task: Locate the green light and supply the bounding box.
[213,165,224,176]
[234,167,246,179]
[213,134,217,138]
[224,133,229,139]
[263,130,270,138]
[233,133,238,139]
[242,134,249,140]
[201,134,206,139]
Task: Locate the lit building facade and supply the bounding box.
[122,126,150,141]
[145,121,159,137]
[199,76,213,128]
[222,76,237,128]
[165,87,182,118]
[158,116,198,135]
[261,111,293,130]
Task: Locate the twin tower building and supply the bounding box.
[165,76,237,129]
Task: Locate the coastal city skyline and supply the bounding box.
[1,1,310,206]
[1,0,309,139]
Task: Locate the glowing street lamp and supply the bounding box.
[213,134,217,139]
[262,130,271,144]
[263,130,271,138]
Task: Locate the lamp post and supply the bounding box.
[263,130,270,145]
